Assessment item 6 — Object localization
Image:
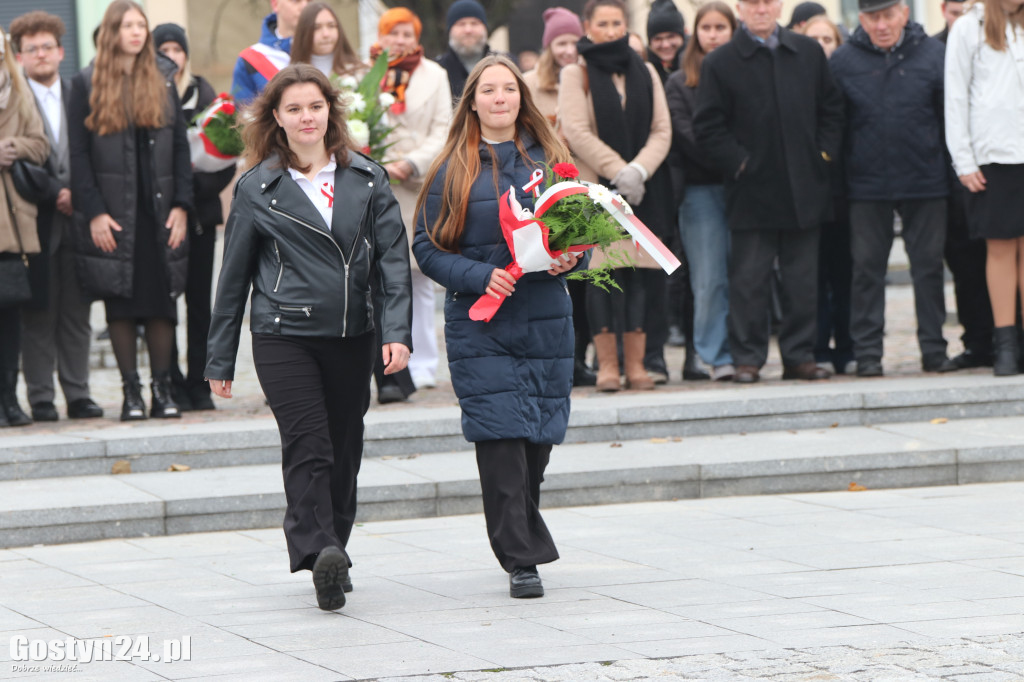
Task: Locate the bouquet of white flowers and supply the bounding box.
[332,53,396,161]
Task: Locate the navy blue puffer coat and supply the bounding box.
[413,137,574,444]
[829,22,948,202]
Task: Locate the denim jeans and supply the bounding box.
[678,184,732,367]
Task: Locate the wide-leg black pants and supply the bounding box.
[475,438,560,572]
[252,332,375,573]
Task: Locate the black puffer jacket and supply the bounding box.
[205,151,412,381]
[68,61,193,300]
[829,22,947,201]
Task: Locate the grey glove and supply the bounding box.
[612,164,645,205]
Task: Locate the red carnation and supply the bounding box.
[553,163,579,180]
[220,101,236,116]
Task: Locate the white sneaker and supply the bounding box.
[711,364,735,381]
[411,374,436,389]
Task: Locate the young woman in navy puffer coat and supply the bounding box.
[413,55,583,599]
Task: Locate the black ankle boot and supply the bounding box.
[682,340,710,381]
[992,326,1018,376]
[120,372,147,421]
[1,371,32,426]
[151,373,181,418]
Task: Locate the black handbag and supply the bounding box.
[0,178,32,307]
[11,159,51,205]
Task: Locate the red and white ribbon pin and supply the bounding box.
[321,182,334,208]
[522,168,544,198]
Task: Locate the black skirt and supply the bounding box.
[965,163,1024,240]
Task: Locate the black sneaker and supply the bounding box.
[31,401,60,422]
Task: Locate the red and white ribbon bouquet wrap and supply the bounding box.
[469,163,681,322]
[187,93,244,173]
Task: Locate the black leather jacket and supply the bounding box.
[205,151,412,380]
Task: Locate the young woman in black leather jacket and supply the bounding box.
[205,64,412,611]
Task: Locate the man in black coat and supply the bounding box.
[12,11,103,422]
[436,0,492,107]
[830,0,956,376]
[694,0,843,383]
[934,0,994,369]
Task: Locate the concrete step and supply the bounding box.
[3,415,1024,549]
[2,374,1024,481]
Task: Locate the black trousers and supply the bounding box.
[729,227,820,368]
[475,438,559,572]
[850,199,947,361]
[945,184,993,353]
[252,332,375,573]
[815,197,854,368]
[171,221,216,393]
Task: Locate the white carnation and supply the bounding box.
[338,75,358,90]
[347,92,366,113]
[379,92,396,108]
[347,119,370,148]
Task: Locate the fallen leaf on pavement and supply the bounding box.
[167,464,190,472]
[650,438,668,443]
[930,418,948,424]
[849,482,867,491]
[610,443,622,448]
[111,460,131,474]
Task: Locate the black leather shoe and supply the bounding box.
[951,348,992,369]
[572,359,597,387]
[187,386,216,411]
[509,566,544,598]
[856,359,883,377]
[377,384,406,404]
[733,365,760,384]
[67,398,103,419]
[32,401,60,422]
[312,546,348,610]
[922,353,958,373]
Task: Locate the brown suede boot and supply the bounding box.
[623,331,655,390]
[592,332,621,392]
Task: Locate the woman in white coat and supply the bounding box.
[945,0,1024,376]
[372,7,452,392]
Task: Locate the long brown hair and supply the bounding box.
[86,0,167,135]
[415,55,571,254]
[681,2,735,88]
[980,0,1024,51]
[535,49,560,92]
[242,64,352,172]
[290,2,360,76]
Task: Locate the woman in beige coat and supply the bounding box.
[373,7,452,393]
[558,0,671,392]
[0,28,50,426]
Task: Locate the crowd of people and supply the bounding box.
[2,0,1022,608]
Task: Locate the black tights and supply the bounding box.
[586,269,646,335]
[108,318,175,379]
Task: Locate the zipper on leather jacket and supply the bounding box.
[268,205,352,335]
[273,240,283,293]
[279,305,312,317]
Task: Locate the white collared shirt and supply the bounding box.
[28,77,62,146]
[287,155,338,231]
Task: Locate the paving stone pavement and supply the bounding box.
[5,482,1024,680]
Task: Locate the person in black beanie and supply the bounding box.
[436,0,492,106]
[647,0,687,82]
[153,23,237,410]
[787,1,827,29]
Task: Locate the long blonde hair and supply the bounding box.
[86,0,167,135]
[415,55,571,253]
[0,30,37,122]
